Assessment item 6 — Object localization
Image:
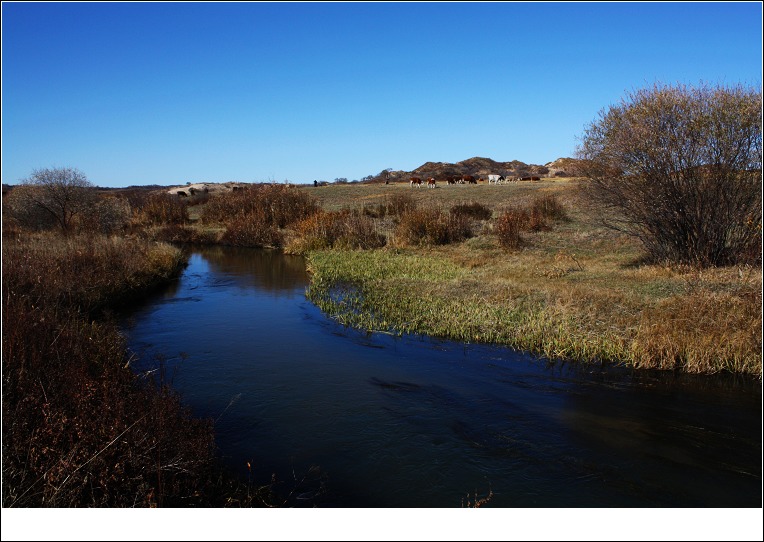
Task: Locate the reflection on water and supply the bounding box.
[196,245,309,293]
[121,247,762,507]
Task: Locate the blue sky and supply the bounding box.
[2,2,762,187]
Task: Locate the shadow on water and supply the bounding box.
[196,245,309,293]
[120,247,763,508]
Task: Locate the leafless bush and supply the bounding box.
[201,184,317,228]
[152,224,220,244]
[8,167,96,234]
[3,184,59,231]
[133,192,189,226]
[530,194,567,222]
[494,209,527,250]
[286,210,386,254]
[450,201,493,221]
[576,82,762,267]
[220,211,284,248]
[385,192,418,216]
[395,208,473,246]
[2,234,220,507]
[83,196,132,234]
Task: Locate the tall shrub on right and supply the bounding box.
[576,82,762,266]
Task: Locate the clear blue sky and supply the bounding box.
[2,2,762,187]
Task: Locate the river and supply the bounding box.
[120,246,762,507]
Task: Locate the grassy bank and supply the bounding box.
[297,180,761,376]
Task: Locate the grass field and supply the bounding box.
[302,178,581,213]
[289,179,762,376]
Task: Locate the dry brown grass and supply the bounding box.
[300,178,580,213]
[393,208,473,247]
[2,232,230,507]
[131,191,190,226]
[220,211,284,248]
[302,179,762,376]
[285,209,386,254]
[201,183,317,228]
[2,233,186,313]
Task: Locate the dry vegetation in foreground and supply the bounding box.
[2,233,212,506]
[1,233,295,507]
[296,179,761,376]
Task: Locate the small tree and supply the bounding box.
[576,83,762,266]
[13,167,96,234]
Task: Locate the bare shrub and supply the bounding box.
[2,234,220,507]
[2,296,217,507]
[286,210,386,254]
[450,201,493,221]
[134,192,189,226]
[2,234,185,313]
[220,211,283,248]
[82,196,132,234]
[202,184,317,228]
[530,194,567,222]
[494,209,527,250]
[9,167,96,234]
[526,207,550,232]
[395,208,473,246]
[187,189,211,206]
[3,184,59,231]
[576,82,762,267]
[385,192,418,216]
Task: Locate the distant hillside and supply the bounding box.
[371,157,583,183]
[544,157,586,177]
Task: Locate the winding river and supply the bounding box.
[121,246,762,507]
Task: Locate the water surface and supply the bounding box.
[122,246,762,507]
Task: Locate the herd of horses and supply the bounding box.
[408,174,541,187]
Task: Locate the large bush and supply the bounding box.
[5,168,96,234]
[576,83,762,266]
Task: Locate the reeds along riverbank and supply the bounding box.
[1,233,226,507]
[304,238,762,377]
